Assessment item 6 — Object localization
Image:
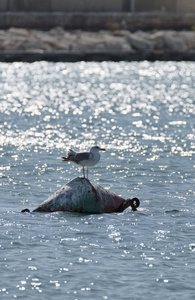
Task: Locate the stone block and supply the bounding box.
[9,0,51,11]
[135,0,176,12]
[51,0,123,12]
[179,31,195,50]
[127,32,153,50]
[150,31,165,49]
[164,31,188,50]
[177,0,195,13]
[0,0,7,12]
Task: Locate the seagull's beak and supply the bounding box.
[100,148,106,151]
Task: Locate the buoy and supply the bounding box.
[21,177,140,214]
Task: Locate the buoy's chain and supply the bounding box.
[129,198,140,211]
[117,197,140,212]
[21,208,30,213]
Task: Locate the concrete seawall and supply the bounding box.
[1,50,194,62]
[0,12,195,31]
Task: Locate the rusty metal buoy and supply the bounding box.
[21,177,140,214]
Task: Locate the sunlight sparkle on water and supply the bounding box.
[0,61,194,300]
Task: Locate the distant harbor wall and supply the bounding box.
[0,12,195,31]
[0,1,195,62]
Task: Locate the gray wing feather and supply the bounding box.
[74,152,90,163]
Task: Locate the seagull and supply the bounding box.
[62,146,105,179]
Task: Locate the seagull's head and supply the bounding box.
[90,146,106,152]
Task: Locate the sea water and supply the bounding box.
[0,61,194,299]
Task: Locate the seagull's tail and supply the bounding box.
[67,149,76,156]
[62,149,76,161]
[62,156,68,161]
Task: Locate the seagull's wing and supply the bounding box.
[74,152,91,163]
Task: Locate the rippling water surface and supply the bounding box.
[0,61,195,299]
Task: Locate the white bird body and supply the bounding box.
[62,146,105,178]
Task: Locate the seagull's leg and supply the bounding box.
[87,168,88,179]
[83,166,85,178]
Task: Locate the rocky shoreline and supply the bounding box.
[0,27,195,61]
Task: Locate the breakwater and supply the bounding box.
[0,12,195,62]
[0,27,194,62]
